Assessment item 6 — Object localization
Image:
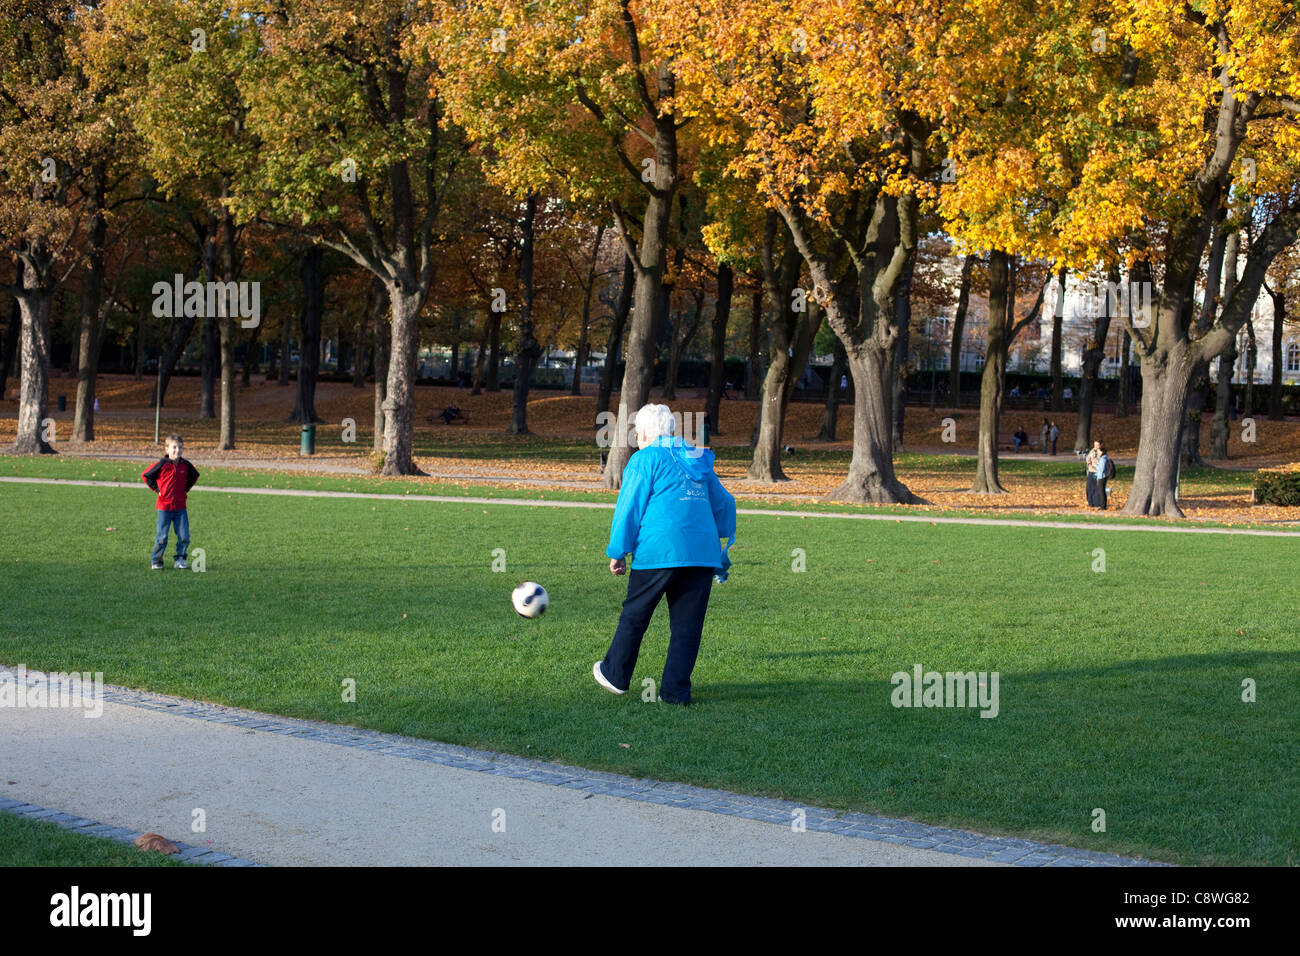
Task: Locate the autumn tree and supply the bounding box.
[424,0,689,487]
[0,2,98,454]
[83,0,265,450]
[941,0,1300,515]
[229,1,465,475]
[64,12,147,444]
[668,0,946,502]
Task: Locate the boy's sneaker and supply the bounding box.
[174,558,188,570]
[151,562,163,570]
[592,661,626,695]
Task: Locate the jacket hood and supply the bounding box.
[652,434,714,481]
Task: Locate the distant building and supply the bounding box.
[912,269,1298,386]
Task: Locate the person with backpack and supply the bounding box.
[1085,440,1114,509]
[1101,444,1116,506]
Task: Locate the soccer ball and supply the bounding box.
[512,581,549,618]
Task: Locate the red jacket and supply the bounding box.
[142,457,200,511]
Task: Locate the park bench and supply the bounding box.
[999,432,1039,452]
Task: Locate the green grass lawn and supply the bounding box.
[0,812,193,867]
[0,479,1295,865]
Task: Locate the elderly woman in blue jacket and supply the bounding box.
[594,403,737,705]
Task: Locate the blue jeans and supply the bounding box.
[602,566,715,704]
[152,509,190,564]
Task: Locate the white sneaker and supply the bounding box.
[593,661,626,695]
[174,558,188,570]
[151,562,163,570]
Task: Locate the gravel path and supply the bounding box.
[0,683,1011,867]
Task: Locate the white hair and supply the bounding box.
[634,403,675,443]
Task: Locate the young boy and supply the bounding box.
[142,435,200,570]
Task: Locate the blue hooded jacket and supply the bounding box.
[605,435,737,581]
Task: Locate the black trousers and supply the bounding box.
[602,565,714,704]
[1086,474,1108,509]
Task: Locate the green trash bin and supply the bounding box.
[300,423,316,455]
[57,395,66,412]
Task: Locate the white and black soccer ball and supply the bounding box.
[512,581,549,618]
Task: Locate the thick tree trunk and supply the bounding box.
[705,262,733,435]
[892,255,914,449]
[1268,288,1285,420]
[970,345,1007,494]
[12,271,55,455]
[1122,348,1194,517]
[372,289,389,454]
[381,285,425,475]
[971,251,1011,494]
[601,210,670,488]
[830,343,919,502]
[218,314,235,449]
[601,100,678,490]
[779,182,923,504]
[286,247,325,425]
[817,338,846,441]
[73,165,107,443]
[597,253,634,422]
[1112,59,1300,518]
[1073,267,1118,454]
[508,193,540,435]
[749,345,792,481]
[748,212,802,481]
[72,306,103,442]
[949,254,975,408]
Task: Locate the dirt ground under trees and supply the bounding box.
[3,374,1298,523]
